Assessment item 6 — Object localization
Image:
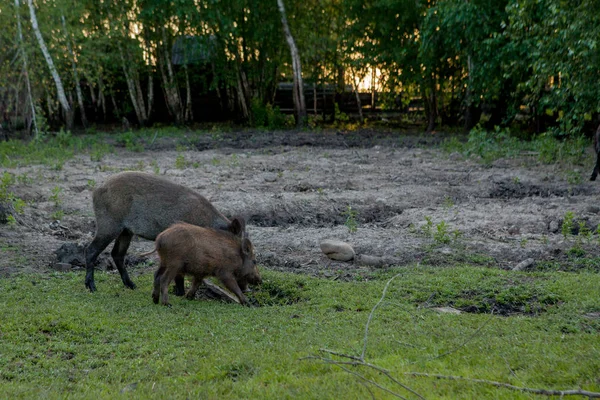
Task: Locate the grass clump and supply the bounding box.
[442,126,588,166]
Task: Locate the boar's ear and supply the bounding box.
[228,216,246,237]
[241,238,252,256]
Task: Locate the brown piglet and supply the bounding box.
[150,218,261,307]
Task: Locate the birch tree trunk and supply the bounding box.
[276,0,307,127]
[27,0,72,129]
[61,15,87,128]
[160,28,182,124]
[119,45,147,126]
[15,0,38,138]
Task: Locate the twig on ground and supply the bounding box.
[303,353,424,400]
[405,372,600,398]
[361,270,406,360]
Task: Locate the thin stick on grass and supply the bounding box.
[405,372,600,398]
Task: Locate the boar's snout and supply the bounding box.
[241,238,262,286]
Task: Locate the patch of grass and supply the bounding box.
[0,266,598,399]
[442,126,588,166]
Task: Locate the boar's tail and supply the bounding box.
[139,248,157,257]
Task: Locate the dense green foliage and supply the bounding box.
[1,0,599,134]
[0,267,598,398]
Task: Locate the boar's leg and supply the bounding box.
[85,232,120,292]
[159,267,181,306]
[152,264,166,304]
[185,277,204,300]
[111,229,136,289]
[591,153,600,181]
[174,275,185,296]
[217,273,248,306]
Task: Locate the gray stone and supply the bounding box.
[448,152,462,161]
[263,173,278,183]
[320,240,355,261]
[508,225,520,235]
[513,258,534,271]
[586,205,600,214]
[355,254,399,267]
[52,262,72,272]
[432,307,462,315]
[548,220,559,233]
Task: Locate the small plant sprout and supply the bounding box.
[150,160,160,174]
[561,211,575,239]
[343,205,358,233]
[50,186,64,220]
[442,196,454,209]
[422,216,433,236]
[433,220,451,244]
[175,154,187,169]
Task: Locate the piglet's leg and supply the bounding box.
[218,273,248,306]
[185,277,204,300]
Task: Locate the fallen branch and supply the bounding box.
[202,279,240,304]
[405,372,600,398]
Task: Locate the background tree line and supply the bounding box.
[1,0,599,136]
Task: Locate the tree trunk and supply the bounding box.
[183,60,193,122]
[15,0,38,138]
[27,0,72,130]
[350,67,364,123]
[426,76,438,133]
[277,0,306,127]
[61,15,87,128]
[119,45,146,126]
[160,28,182,124]
[463,55,480,132]
[235,69,250,120]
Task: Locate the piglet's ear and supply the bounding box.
[242,238,252,255]
[228,216,246,236]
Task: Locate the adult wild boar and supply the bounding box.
[150,219,261,307]
[590,125,600,181]
[85,171,241,292]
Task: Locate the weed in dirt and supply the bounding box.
[150,159,160,174]
[421,216,460,245]
[566,169,583,185]
[442,195,454,209]
[49,186,64,220]
[174,154,187,169]
[90,142,112,162]
[561,211,575,239]
[87,179,96,189]
[342,205,358,233]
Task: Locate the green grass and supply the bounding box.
[0,266,598,399]
[442,126,589,166]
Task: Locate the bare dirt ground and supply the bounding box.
[2,129,600,283]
